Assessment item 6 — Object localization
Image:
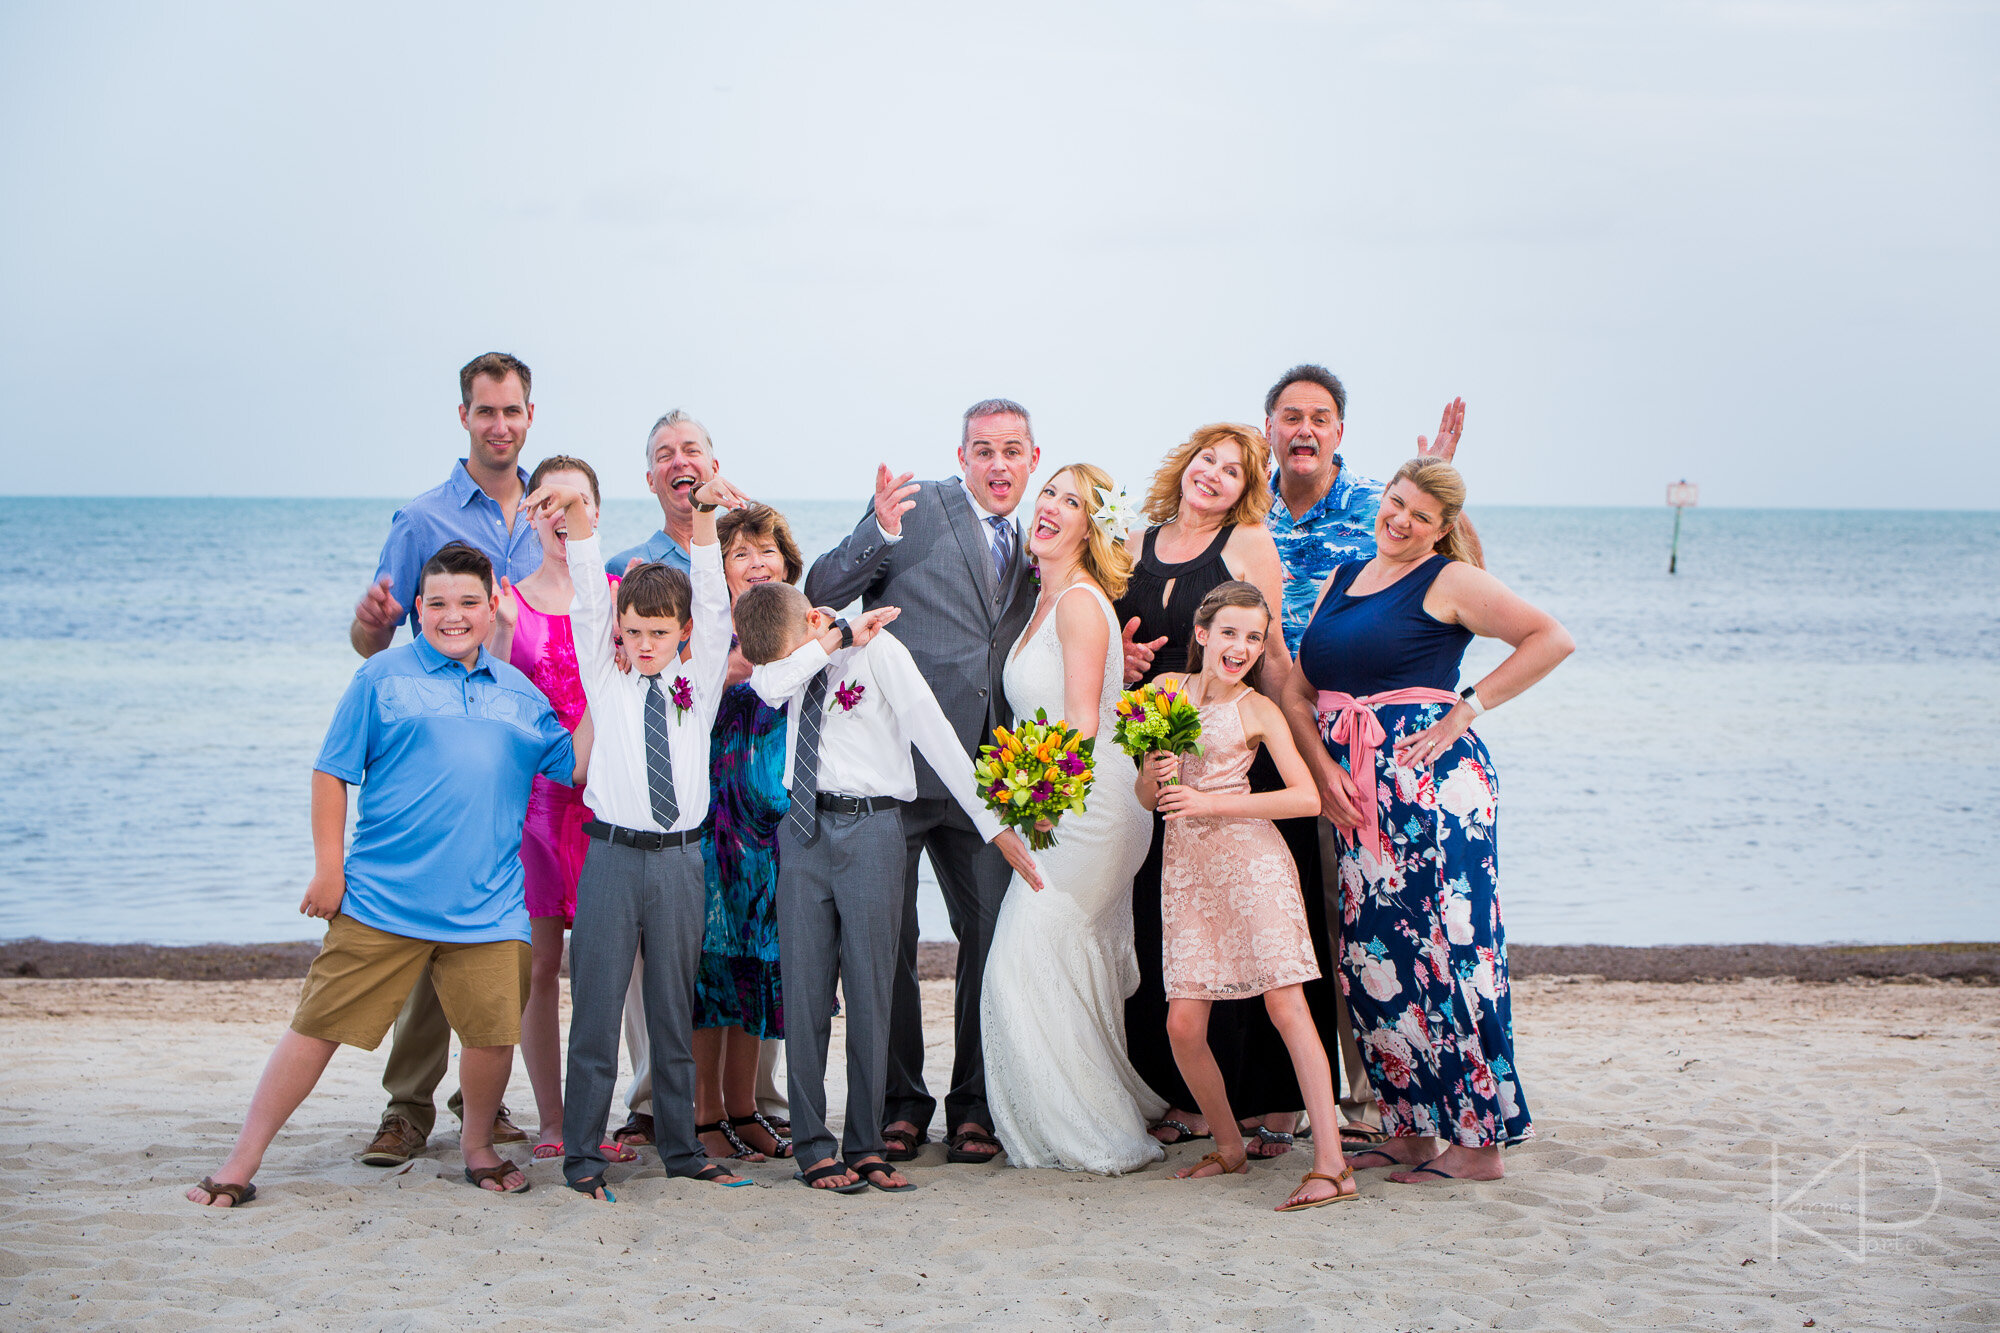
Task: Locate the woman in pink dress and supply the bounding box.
[1135,582,1356,1211]
[487,454,633,1163]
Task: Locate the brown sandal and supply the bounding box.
[191,1177,256,1207]
[463,1162,530,1194]
[1276,1165,1358,1211]
[1174,1150,1250,1180]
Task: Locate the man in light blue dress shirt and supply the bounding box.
[349,353,544,657]
[602,410,720,577]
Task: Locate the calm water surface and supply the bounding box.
[2,499,1994,945]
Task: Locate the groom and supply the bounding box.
[803,398,1039,1163]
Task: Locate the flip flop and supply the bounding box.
[464,1162,530,1194]
[688,1162,758,1189]
[846,1159,917,1193]
[565,1173,616,1202]
[1338,1121,1390,1146]
[1392,1156,1469,1183]
[1243,1125,1296,1158]
[191,1177,256,1208]
[1346,1148,1401,1169]
[794,1162,868,1194]
[534,1140,639,1163]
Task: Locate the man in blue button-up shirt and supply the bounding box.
[342,352,547,1165]
[1262,364,1466,655]
[348,353,545,658]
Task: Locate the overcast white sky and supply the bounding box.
[2,1,1995,507]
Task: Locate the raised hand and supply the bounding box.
[522,482,594,539]
[874,464,919,536]
[1417,398,1466,462]
[693,473,752,511]
[1121,617,1168,686]
[495,576,520,633]
[849,606,901,646]
[354,576,403,634]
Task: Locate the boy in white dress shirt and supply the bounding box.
[528,474,751,1201]
[737,583,1041,1193]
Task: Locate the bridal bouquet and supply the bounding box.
[1111,680,1204,782]
[976,709,1094,851]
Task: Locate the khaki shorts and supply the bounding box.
[290,914,531,1050]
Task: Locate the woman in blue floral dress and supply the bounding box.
[689,505,804,1163]
[1282,458,1572,1185]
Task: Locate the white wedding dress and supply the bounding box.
[981,583,1167,1174]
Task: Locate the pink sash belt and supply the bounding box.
[1315,688,1465,857]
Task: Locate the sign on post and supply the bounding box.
[1667,480,1698,574]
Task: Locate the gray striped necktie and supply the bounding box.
[643,674,680,829]
[786,670,830,847]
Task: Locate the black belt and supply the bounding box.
[814,794,900,816]
[583,818,705,851]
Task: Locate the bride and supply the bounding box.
[981,463,1166,1174]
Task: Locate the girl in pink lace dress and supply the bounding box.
[488,456,633,1164]
[1135,582,1355,1210]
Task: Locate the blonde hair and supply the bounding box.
[1387,457,1484,568]
[1047,462,1135,601]
[1184,581,1273,693]
[1141,423,1274,527]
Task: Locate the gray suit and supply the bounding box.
[804,478,1034,1134]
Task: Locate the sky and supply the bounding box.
[2,1,1995,508]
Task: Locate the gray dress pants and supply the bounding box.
[882,796,1014,1136]
[777,805,904,1168]
[563,837,706,1185]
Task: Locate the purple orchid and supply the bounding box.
[670,675,693,723]
[1031,781,1054,802]
[1058,751,1086,777]
[834,679,866,711]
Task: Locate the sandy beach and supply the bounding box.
[2,973,1995,1331]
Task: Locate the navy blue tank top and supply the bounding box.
[1299,555,1472,697]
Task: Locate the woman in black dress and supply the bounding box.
[1114,423,1321,1156]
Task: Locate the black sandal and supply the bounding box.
[793,1161,868,1194]
[880,1126,926,1162]
[846,1158,917,1192]
[1148,1119,1212,1146]
[730,1112,794,1159]
[1244,1125,1296,1157]
[945,1127,1003,1163]
[698,1120,764,1161]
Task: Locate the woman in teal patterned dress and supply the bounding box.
[691,505,804,1162]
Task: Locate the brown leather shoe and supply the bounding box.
[490,1109,529,1145]
[360,1114,426,1166]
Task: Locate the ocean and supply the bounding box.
[2,499,1994,947]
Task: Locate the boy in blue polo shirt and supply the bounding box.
[188,543,582,1208]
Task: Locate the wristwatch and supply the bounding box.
[692,497,719,513]
[835,617,854,649]
[1459,685,1486,716]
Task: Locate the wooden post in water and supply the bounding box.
[1667,480,1698,574]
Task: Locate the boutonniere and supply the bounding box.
[833,679,866,711]
[670,676,693,723]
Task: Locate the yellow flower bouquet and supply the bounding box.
[974,709,1095,851]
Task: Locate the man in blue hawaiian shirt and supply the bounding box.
[1262,364,1466,654]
